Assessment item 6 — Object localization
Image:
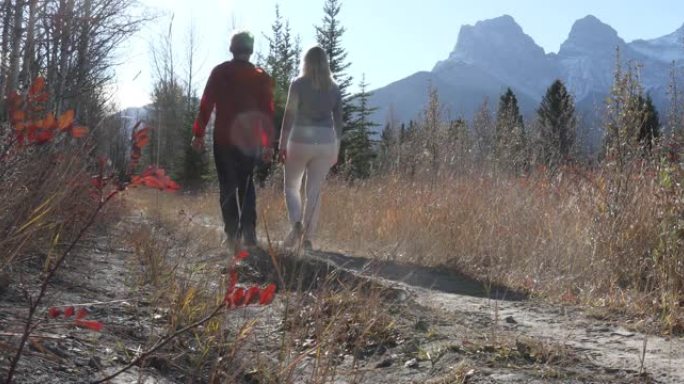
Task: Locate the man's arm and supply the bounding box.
[192,67,219,141]
[258,72,275,147]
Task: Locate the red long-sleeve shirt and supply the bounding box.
[192,59,274,149]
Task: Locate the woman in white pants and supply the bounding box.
[278,46,342,250]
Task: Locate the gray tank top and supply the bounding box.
[287,77,343,144]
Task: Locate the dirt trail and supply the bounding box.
[3,218,682,383]
[309,250,684,384]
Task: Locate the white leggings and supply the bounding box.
[284,140,337,241]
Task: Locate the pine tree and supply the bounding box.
[315,0,355,163]
[178,94,211,189]
[376,122,395,172]
[344,75,378,179]
[446,118,471,168]
[637,94,660,151]
[495,88,526,171]
[264,5,300,113]
[258,5,301,183]
[537,79,577,167]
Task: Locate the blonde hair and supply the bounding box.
[301,46,334,90]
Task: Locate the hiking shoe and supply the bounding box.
[283,222,303,248]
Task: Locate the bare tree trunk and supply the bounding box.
[0,0,13,95]
[47,1,62,111]
[7,0,25,93]
[55,0,74,113]
[20,0,37,85]
[75,0,92,119]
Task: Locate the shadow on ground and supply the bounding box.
[310,250,527,302]
[216,244,527,302]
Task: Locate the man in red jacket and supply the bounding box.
[191,31,275,248]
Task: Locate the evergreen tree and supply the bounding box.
[446,118,471,168]
[637,94,660,151]
[258,5,301,183]
[149,76,185,175]
[401,121,415,143]
[373,122,393,173]
[264,5,300,113]
[495,88,526,170]
[537,79,577,167]
[148,20,210,189]
[178,94,211,189]
[315,0,355,164]
[344,75,378,179]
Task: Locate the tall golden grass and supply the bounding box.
[259,159,682,331]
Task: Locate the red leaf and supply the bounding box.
[33,92,49,103]
[231,287,246,307]
[235,250,249,261]
[259,284,276,305]
[76,308,88,320]
[244,286,260,305]
[58,110,75,131]
[91,176,104,190]
[29,76,45,96]
[32,129,54,144]
[11,110,26,123]
[133,127,150,149]
[131,166,180,191]
[13,122,26,132]
[142,175,165,190]
[70,125,89,138]
[164,180,180,191]
[44,113,57,130]
[48,307,61,318]
[64,306,75,318]
[75,319,103,332]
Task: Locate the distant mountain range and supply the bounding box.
[369,15,684,142]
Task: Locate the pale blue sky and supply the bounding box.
[113,0,684,108]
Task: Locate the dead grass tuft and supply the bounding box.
[259,160,683,332]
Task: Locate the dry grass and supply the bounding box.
[117,161,683,382]
[259,160,683,332]
[121,188,405,383]
[0,134,99,271]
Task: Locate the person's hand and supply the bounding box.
[191,136,205,153]
[262,147,274,164]
[278,149,287,163]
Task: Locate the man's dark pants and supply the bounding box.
[214,144,258,244]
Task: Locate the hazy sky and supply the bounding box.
[113,0,684,108]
